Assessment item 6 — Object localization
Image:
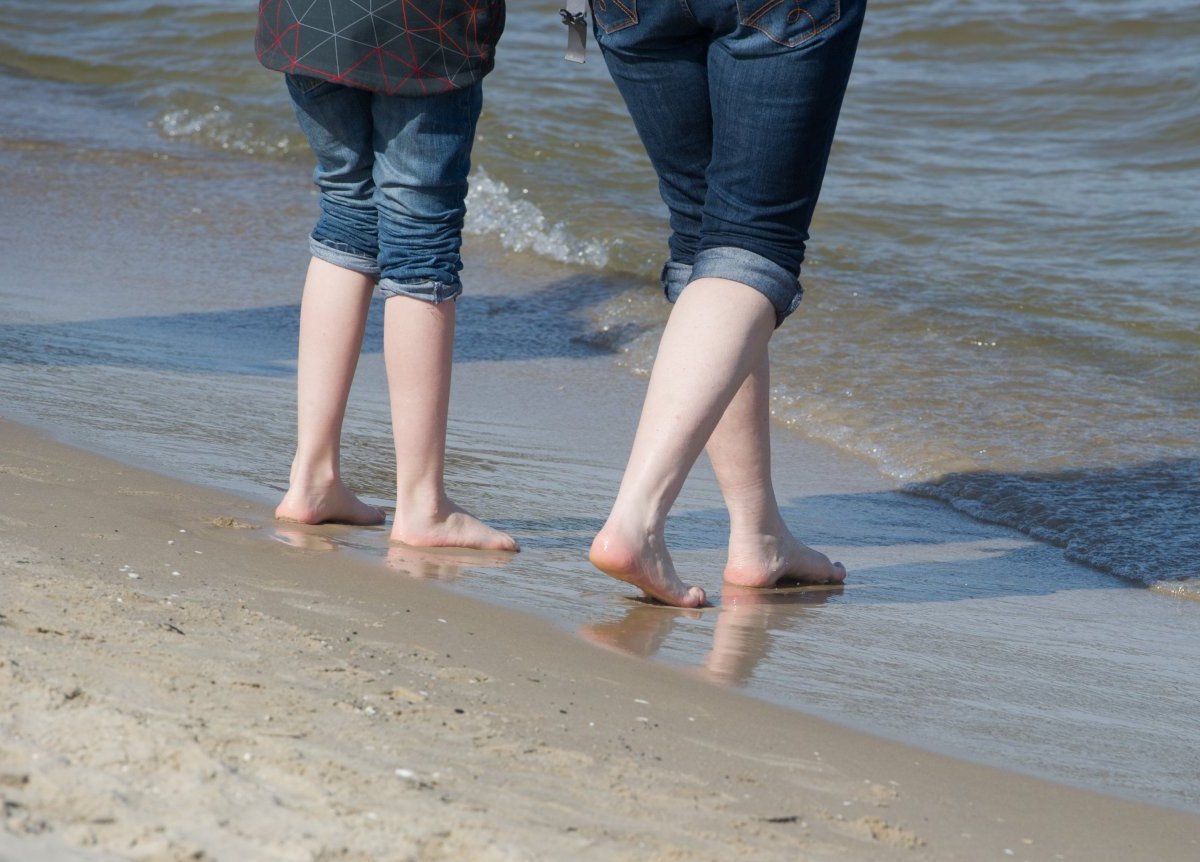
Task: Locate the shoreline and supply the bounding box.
[5,112,1200,848]
[4,415,1200,861]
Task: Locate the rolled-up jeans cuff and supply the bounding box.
[670,247,803,327]
[309,235,380,278]
[378,277,462,304]
[661,259,694,303]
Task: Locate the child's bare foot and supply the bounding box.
[723,530,846,588]
[276,481,386,526]
[589,523,707,608]
[390,497,518,552]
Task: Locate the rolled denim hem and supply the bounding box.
[309,236,380,278]
[661,259,694,303]
[378,277,462,304]
[662,247,803,327]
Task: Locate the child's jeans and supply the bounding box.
[286,74,483,302]
[592,0,866,324]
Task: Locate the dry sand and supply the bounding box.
[3,417,1199,862]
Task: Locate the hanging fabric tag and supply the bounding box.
[561,0,587,63]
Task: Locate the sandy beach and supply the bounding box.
[2,418,1199,862]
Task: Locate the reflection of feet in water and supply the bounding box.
[716,582,844,608]
[579,600,705,658]
[580,583,842,687]
[386,543,516,582]
[270,525,339,551]
[705,583,843,686]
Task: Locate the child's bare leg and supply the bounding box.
[277,257,386,526]
[384,295,517,551]
[589,277,776,607]
[705,350,846,587]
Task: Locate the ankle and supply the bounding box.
[727,507,788,541]
[288,457,340,491]
[393,483,446,517]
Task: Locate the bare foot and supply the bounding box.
[589,523,707,608]
[723,530,846,588]
[390,497,518,552]
[276,481,386,526]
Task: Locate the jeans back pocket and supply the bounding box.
[737,0,840,48]
[590,0,638,34]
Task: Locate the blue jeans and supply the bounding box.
[286,74,484,302]
[591,0,866,324]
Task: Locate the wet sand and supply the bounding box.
[4,416,1200,861]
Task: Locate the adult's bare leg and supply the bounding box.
[704,349,846,588]
[276,257,385,526]
[384,295,517,551]
[589,277,775,606]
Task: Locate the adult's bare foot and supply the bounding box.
[723,531,846,588]
[589,523,707,608]
[390,498,518,552]
[275,481,386,526]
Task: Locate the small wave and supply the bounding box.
[906,459,1200,589]
[156,103,299,158]
[151,106,614,272]
[465,168,609,269]
[1150,579,1200,602]
[768,388,973,483]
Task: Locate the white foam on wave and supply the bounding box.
[1150,578,1200,602]
[465,167,609,269]
[156,104,296,157]
[151,112,611,271]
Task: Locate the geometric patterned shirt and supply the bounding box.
[255,0,505,96]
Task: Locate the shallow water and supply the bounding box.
[2,0,1200,814]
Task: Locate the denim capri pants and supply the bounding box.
[592,0,867,325]
[285,73,484,303]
